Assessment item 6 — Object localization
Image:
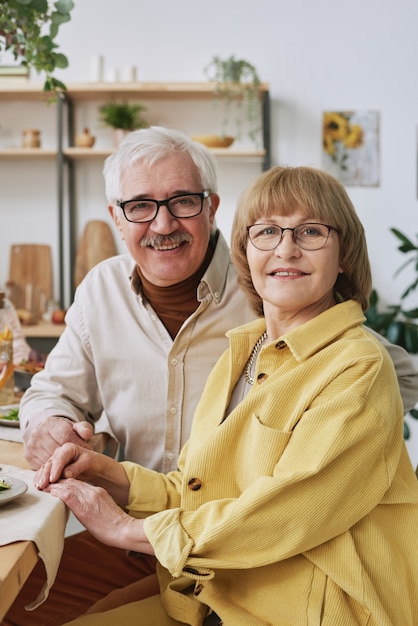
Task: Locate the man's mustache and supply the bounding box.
[139,232,193,248]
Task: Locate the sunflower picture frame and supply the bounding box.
[322,110,380,187]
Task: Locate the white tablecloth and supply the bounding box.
[0,423,23,443]
[0,464,67,610]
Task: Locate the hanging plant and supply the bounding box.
[204,55,262,144]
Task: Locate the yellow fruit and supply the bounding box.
[0,361,13,388]
[0,325,13,341]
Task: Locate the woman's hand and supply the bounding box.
[34,441,98,486]
[34,442,131,506]
[45,478,154,554]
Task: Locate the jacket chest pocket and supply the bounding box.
[238,414,292,486]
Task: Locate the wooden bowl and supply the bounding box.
[192,135,234,148]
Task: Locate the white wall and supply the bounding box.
[3,0,417,302]
[1,0,417,462]
[1,0,417,292]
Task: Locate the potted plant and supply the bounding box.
[203,54,262,145]
[364,228,418,437]
[0,0,74,94]
[99,101,147,131]
[99,101,148,146]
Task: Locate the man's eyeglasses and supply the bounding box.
[117,190,210,223]
[246,222,337,251]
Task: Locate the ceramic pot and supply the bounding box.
[113,128,130,147]
[75,128,96,148]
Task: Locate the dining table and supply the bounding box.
[0,439,36,621]
[0,426,67,621]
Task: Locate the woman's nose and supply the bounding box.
[273,230,301,257]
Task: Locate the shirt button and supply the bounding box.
[167,452,175,461]
[188,477,202,491]
[170,358,177,366]
[170,406,176,415]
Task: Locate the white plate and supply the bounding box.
[0,404,20,428]
[0,476,28,506]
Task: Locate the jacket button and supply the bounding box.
[194,583,203,596]
[188,477,202,491]
[275,340,286,350]
[257,373,268,383]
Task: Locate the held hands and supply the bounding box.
[34,441,99,486]
[39,476,152,552]
[34,443,154,554]
[23,416,94,470]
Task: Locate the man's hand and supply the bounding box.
[23,416,94,469]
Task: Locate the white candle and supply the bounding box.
[120,66,137,82]
[90,55,104,82]
[105,67,119,82]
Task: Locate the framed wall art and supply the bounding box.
[322,110,380,187]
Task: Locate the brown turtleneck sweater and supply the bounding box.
[137,239,215,339]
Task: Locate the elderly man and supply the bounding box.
[5,127,418,626]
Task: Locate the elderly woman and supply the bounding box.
[36,166,418,625]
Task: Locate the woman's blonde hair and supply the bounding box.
[231,166,372,316]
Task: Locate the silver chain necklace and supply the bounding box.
[244,331,268,385]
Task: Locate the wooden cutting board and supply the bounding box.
[8,244,53,319]
[73,220,118,288]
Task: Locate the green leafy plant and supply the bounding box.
[364,228,418,438]
[392,228,418,299]
[204,54,262,144]
[365,229,418,354]
[0,0,74,94]
[99,101,148,131]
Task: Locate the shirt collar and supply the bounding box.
[228,301,366,361]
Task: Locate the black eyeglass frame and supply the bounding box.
[246,222,338,251]
[116,190,211,223]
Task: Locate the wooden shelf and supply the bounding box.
[0,82,50,101]
[0,149,57,158]
[0,81,269,102]
[1,80,271,308]
[60,81,270,101]
[22,322,65,338]
[63,146,266,161]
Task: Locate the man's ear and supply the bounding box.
[209,192,220,225]
[108,204,124,238]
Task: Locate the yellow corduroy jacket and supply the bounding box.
[123,300,418,626]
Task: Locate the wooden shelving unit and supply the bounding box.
[1,81,271,307]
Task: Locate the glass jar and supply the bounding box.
[0,292,14,404]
